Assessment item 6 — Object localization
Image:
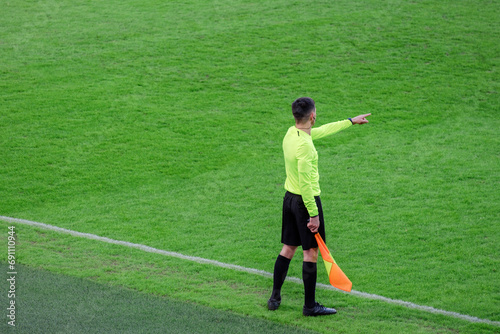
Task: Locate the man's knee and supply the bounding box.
[280,245,298,259]
[303,248,319,263]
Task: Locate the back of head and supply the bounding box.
[292,97,315,123]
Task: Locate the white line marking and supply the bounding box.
[1,215,498,327]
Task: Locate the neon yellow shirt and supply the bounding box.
[283,120,352,217]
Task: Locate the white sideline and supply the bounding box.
[1,215,499,327]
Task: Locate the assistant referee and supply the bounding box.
[268,97,370,316]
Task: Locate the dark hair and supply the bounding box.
[291,97,315,123]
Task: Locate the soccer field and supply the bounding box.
[1,0,499,333]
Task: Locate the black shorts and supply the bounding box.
[281,191,326,250]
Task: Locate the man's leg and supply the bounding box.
[302,248,319,308]
[302,247,336,316]
[280,244,298,259]
[268,244,297,310]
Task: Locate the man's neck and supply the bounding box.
[295,122,312,135]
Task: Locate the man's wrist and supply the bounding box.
[348,118,353,124]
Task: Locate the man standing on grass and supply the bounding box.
[268,97,370,316]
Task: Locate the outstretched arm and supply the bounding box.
[311,114,371,140]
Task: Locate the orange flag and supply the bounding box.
[315,233,352,292]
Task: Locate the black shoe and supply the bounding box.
[267,297,281,311]
[303,302,337,316]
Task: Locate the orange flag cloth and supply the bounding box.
[315,233,352,292]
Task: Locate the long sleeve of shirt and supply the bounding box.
[296,138,319,216]
[283,119,352,217]
[311,119,352,140]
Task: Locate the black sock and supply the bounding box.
[271,255,291,300]
[303,261,317,308]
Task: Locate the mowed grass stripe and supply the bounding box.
[2,215,498,328]
[0,263,318,334]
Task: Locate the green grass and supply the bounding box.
[1,223,496,333]
[1,0,499,333]
[0,263,318,334]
